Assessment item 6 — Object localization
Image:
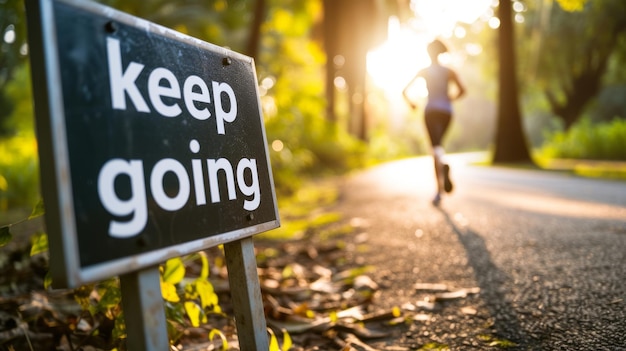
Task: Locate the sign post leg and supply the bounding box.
[119,266,170,351]
[224,237,269,350]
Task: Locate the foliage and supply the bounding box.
[268,328,292,351]
[3,200,225,348]
[0,64,38,210]
[1,63,34,136]
[0,1,368,348]
[521,0,626,129]
[0,198,44,248]
[541,117,626,160]
[0,0,369,206]
[477,334,518,348]
[97,0,252,54]
[0,135,39,209]
[41,238,223,347]
[208,328,229,350]
[0,0,29,134]
[258,1,366,194]
[555,0,589,12]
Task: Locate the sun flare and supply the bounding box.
[367,0,492,98]
[366,17,430,96]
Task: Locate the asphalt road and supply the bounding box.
[336,153,626,350]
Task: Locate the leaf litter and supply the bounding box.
[1,187,496,350]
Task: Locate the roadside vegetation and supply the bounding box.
[1,0,625,349]
[541,118,626,161]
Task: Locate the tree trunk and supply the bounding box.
[323,0,340,123]
[322,0,389,139]
[246,0,266,59]
[493,0,533,164]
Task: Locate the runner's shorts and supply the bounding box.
[424,110,451,147]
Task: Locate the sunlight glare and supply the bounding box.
[411,0,493,36]
[366,17,430,95]
[3,25,16,44]
[367,0,493,96]
[488,17,500,29]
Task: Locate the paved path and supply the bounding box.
[335,154,626,350]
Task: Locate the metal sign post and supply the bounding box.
[119,267,170,350]
[25,0,278,349]
[225,238,270,349]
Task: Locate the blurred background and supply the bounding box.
[1,0,625,210]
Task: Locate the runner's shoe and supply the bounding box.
[432,193,442,206]
[443,164,453,193]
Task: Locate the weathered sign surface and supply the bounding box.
[27,0,279,287]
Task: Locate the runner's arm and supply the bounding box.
[449,69,466,100]
[402,73,422,109]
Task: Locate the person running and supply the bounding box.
[402,39,466,206]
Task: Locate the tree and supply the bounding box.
[536,0,626,129]
[0,0,29,136]
[322,0,403,140]
[246,0,266,58]
[493,0,533,163]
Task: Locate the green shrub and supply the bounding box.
[0,135,40,210]
[541,117,626,160]
[0,63,39,210]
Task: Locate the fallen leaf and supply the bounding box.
[414,283,448,292]
[415,300,437,311]
[413,313,431,322]
[461,306,478,315]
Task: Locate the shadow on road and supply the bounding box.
[437,207,528,348]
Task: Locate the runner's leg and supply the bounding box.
[425,111,452,203]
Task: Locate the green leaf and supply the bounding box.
[489,339,517,348]
[0,226,12,247]
[184,301,203,327]
[30,232,48,256]
[199,251,209,279]
[208,329,228,350]
[419,342,450,350]
[281,328,292,351]
[329,310,338,323]
[556,0,588,12]
[163,257,185,285]
[112,313,126,340]
[196,279,218,309]
[161,282,180,303]
[44,272,53,289]
[99,283,122,309]
[29,198,45,219]
[268,328,279,351]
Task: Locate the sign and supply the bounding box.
[27,0,279,288]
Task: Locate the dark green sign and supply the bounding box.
[26,0,279,287]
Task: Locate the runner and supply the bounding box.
[403,39,466,206]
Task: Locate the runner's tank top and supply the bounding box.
[421,64,452,114]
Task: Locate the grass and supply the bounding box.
[535,155,626,181]
[258,178,344,241]
[471,151,626,181]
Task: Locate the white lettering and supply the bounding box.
[106,38,150,113]
[212,81,237,135]
[97,159,148,238]
[106,37,238,134]
[150,158,190,211]
[207,158,237,203]
[148,68,182,117]
[190,139,206,205]
[100,37,264,237]
[97,156,261,237]
[183,75,212,120]
[237,158,260,210]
